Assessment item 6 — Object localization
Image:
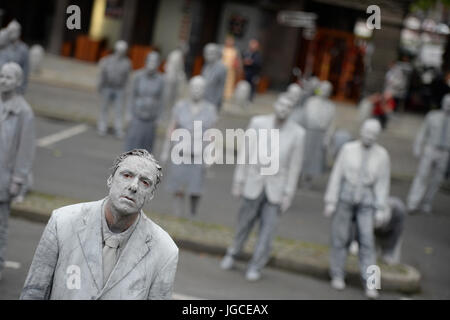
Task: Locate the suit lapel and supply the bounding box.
[101,212,152,294]
[76,199,105,292]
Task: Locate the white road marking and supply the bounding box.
[173,292,204,300]
[37,124,89,148]
[5,261,21,269]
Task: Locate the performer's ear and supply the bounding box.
[107,175,113,188]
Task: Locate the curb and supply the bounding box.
[11,192,421,294]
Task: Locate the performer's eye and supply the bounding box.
[123,173,131,178]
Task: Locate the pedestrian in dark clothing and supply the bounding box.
[242,39,262,101]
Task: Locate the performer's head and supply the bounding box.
[203,43,220,63]
[189,76,206,102]
[317,81,333,98]
[286,83,302,105]
[360,119,382,148]
[7,20,21,42]
[145,51,160,74]
[114,40,128,57]
[0,62,23,93]
[107,149,162,215]
[274,93,295,121]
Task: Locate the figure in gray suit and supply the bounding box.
[324,119,390,299]
[221,93,305,281]
[201,43,227,111]
[124,52,164,153]
[0,62,35,281]
[97,40,131,138]
[21,149,179,300]
[407,94,450,214]
[5,20,29,94]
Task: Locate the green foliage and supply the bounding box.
[411,0,450,11]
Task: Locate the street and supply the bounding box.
[1,216,405,300]
[0,112,447,299]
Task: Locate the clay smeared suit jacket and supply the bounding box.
[233,114,306,208]
[20,199,178,300]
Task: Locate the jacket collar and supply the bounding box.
[76,198,153,296]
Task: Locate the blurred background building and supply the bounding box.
[0,0,448,109]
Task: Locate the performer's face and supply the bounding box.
[108,156,158,216]
[204,45,217,63]
[145,53,159,73]
[274,96,293,120]
[189,77,206,101]
[0,65,19,92]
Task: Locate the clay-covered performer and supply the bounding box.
[285,82,305,125]
[21,149,179,300]
[350,196,406,265]
[201,43,227,111]
[0,62,35,281]
[5,20,29,94]
[407,94,450,214]
[161,76,217,217]
[97,40,131,138]
[324,119,390,299]
[300,80,336,188]
[0,29,11,70]
[298,76,320,107]
[125,52,164,153]
[221,93,305,282]
[162,43,187,116]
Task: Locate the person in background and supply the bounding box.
[222,35,242,100]
[324,119,390,299]
[124,52,164,153]
[201,43,227,111]
[97,40,131,139]
[370,90,395,130]
[221,93,305,282]
[242,39,262,102]
[407,94,450,215]
[161,76,217,217]
[0,62,35,281]
[5,20,29,94]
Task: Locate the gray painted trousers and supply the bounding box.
[226,191,280,272]
[0,202,10,272]
[330,201,375,282]
[407,147,449,212]
[97,88,125,136]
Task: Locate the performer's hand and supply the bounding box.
[231,184,242,198]
[324,204,335,218]
[374,209,388,229]
[9,182,21,197]
[280,197,290,214]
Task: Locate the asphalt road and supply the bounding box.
[1,216,405,300]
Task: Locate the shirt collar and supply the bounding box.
[101,199,141,248]
[1,96,22,115]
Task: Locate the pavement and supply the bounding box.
[2,217,407,300]
[7,53,450,297]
